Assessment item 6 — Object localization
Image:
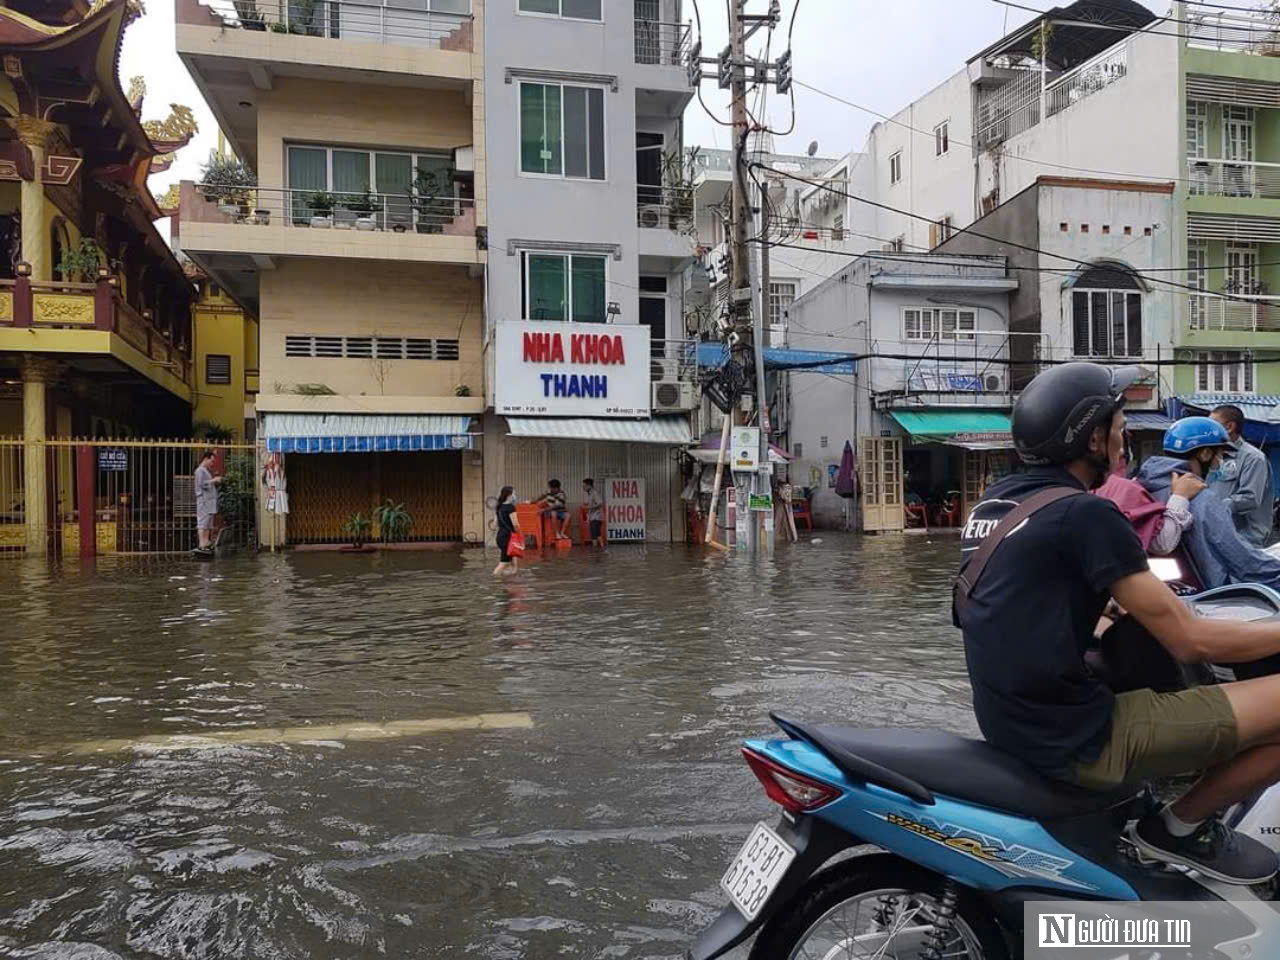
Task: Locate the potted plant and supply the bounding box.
[57,238,103,283]
[216,452,257,550]
[233,0,267,29]
[307,190,336,228]
[347,190,379,231]
[412,166,456,234]
[341,511,374,552]
[374,499,413,543]
[198,150,257,216]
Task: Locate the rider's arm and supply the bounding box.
[1111,569,1280,663]
[1149,494,1193,557]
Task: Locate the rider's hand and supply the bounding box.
[1172,471,1206,500]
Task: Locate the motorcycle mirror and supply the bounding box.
[1149,557,1181,582]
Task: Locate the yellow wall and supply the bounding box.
[192,281,256,439]
[259,258,483,399]
[256,78,474,188]
[0,181,90,280]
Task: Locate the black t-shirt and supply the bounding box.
[497,502,516,537]
[956,466,1149,776]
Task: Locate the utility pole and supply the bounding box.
[756,174,773,555]
[697,0,788,555]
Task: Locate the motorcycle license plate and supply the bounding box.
[719,821,797,921]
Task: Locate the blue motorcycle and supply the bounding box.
[689,583,1280,960]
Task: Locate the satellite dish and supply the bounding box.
[807,140,819,157]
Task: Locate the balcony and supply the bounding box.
[633,14,693,109]
[188,0,472,48]
[1186,5,1280,56]
[634,19,689,67]
[1188,158,1280,201]
[637,187,696,261]
[0,278,193,397]
[1188,293,1280,334]
[866,333,1047,410]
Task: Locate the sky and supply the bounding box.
[121,0,1168,215]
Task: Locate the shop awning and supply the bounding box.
[696,343,856,374]
[1176,394,1280,424]
[504,416,693,445]
[1124,411,1173,432]
[263,414,475,453]
[889,410,1014,450]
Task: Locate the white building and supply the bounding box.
[481,0,700,543]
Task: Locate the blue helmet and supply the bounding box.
[1163,416,1230,456]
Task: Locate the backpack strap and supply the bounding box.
[954,486,1084,623]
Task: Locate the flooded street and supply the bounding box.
[0,537,976,959]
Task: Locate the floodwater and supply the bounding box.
[0,536,976,959]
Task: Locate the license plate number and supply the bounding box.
[719,821,797,921]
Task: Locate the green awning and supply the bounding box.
[889,410,1014,450]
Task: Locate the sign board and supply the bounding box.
[98,448,127,472]
[605,477,646,542]
[749,493,774,512]
[495,321,651,418]
[732,427,760,471]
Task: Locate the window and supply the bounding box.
[1189,241,1208,330]
[520,81,605,180]
[1070,265,1143,358]
[832,215,845,241]
[934,121,949,156]
[1186,99,1208,159]
[1197,351,1255,393]
[284,335,459,360]
[285,144,453,228]
[518,0,602,20]
[521,251,608,322]
[769,281,798,325]
[902,307,976,342]
[889,151,902,185]
[205,354,231,385]
[940,215,954,242]
[1227,243,1259,294]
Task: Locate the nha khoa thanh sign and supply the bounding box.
[495,321,651,418]
[606,477,646,542]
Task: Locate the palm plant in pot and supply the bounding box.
[347,189,380,231]
[341,511,374,551]
[412,166,456,234]
[374,499,413,543]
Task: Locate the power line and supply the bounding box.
[755,162,1268,304]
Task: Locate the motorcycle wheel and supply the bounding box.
[748,854,1008,960]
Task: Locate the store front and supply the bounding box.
[262,414,479,545]
[860,410,1015,533]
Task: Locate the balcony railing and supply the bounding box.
[1186,5,1280,56]
[1187,157,1280,200]
[1188,292,1280,332]
[637,186,694,230]
[1044,41,1128,119]
[186,0,472,51]
[0,277,192,385]
[634,19,690,68]
[650,338,698,380]
[188,184,476,237]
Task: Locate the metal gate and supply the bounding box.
[859,436,904,532]
[0,438,259,559]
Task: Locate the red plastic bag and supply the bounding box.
[507,535,526,558]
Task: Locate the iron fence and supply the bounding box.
[190,0,472,50]
[0,439,260,560]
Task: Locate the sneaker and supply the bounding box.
[1130,814,1279,884]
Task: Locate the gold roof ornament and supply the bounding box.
[142,104,197,143]
[155,182,179,211]
[127,75,145,110]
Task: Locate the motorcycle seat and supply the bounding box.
[778,717,1135,820]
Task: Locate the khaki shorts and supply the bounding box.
[1068,686,1239,791]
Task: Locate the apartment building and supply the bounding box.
[481,0,698,543]
[176,0,488,545]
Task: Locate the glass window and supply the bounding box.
[769,281,797,325]
[1072,288,1143,358]
[935,121,949,156]
[889,152,902,185]
[332,149,370,199]
[1198,351,1255,393]
[523,253,608,322]
[519,0,601,19]
[520,82,603,180]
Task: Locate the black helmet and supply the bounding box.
[1012,363,1140,465]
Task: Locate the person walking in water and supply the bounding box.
[193,450,223,555]
[494,486,522,576]
[583,477,604,548]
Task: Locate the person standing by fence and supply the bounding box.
[194,450,223,555]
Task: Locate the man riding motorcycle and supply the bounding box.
[957,362,1280,884]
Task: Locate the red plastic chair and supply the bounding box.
[515,503,544,551]
[904,497,929,530]
[932,491,962,528]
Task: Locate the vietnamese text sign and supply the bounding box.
[495,321,651,418]
[1024,901,1266,958]
[98,448,127,472]
[606,477,646,542]
[749,493,773,512]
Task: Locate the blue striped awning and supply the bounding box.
[696,343,856,375]
[263,414,474,454]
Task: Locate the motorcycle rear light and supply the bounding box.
[743,748,841,814]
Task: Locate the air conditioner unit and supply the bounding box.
[983,372,1005,393]
[652,381,697,411]
[651,357,681,382]
[638,204,664,228]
